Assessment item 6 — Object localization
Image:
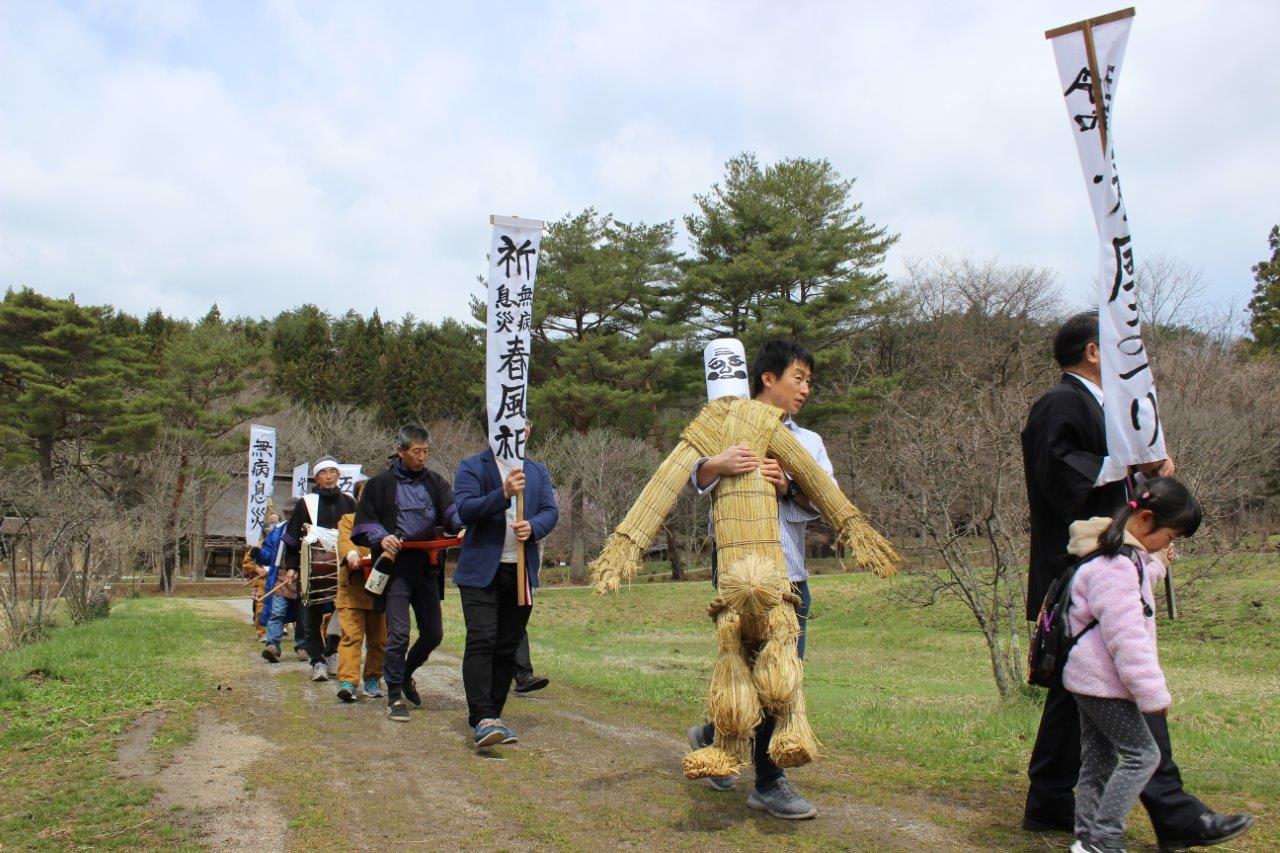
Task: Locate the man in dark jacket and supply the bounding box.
[352,424,462,721]
[453,419,558,747]
[1021,313,1251,849]
[278,458,355,681]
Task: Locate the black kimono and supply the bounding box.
[1021,373,1127,619]
[280,486,356,666]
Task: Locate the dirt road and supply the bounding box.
[114,600,1010,851]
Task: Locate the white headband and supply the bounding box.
[312,458,339,476]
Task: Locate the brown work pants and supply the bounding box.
[251,577,266,637]
[337,607,387,685]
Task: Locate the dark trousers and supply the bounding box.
[514,631,533,680]
[303,602,337,664]
[382,571,444,694]
[701,579,812,791]
[460,563,532,728]
[1025,682,1207,841]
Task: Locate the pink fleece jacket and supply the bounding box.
[1061,517,1171,713]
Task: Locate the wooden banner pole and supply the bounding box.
[1044,6,1137,157]
[515,489,529,606]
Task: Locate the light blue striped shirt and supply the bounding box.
[692,415,836,582]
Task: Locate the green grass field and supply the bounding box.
[0,599,244,850]
[0,558,1274,849]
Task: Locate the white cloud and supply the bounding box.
[1,0,1276,324]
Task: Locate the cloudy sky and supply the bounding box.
[2,1,1276,325]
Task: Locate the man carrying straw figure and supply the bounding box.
[591,338,899,820]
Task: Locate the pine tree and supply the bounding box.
[271,305,339,407]
[683,153,898,422]
[0,288,160,481]
[155,308,269,590]
[1248,224,1280,353]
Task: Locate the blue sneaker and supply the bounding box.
[362,678,382,699]
[474,718,508,747]
[336,682,356,703]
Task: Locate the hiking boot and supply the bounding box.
[746,778,817,820]
[336,682,356,703]
[262,644,281,663]
[325,653,338,678]
[401,677,422,708]
[687,725,735,791]
[474,718,509,747]
[294,648,308,662]
[362,678,383,699]
[387,699,411,722]
[311,661,328,682]
[514,674,549,694]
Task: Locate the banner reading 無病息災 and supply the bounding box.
[1047,7,1166,466]
[485,215,543,470]
[245,425,277,542]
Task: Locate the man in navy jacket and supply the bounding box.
[453,422,558,747]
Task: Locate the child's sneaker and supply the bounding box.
[387,699,410,722]
[362,678,383,699]
[336,682,356,703]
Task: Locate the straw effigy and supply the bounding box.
[590,395,900,780]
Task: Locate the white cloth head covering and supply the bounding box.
[312,457,340,476]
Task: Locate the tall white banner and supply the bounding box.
[245,425,277,542]
[1048,8,1166,466]
[291,463,309,499]
[485,215,544,469]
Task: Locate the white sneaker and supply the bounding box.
[311,661,328,682]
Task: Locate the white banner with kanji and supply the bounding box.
[336,464,362,497]
[291,463,309,499]
[485,215,543,470]
[1049,9,1166,466]
[245,424,277,542]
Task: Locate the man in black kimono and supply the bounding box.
[1021,313,1252,850]
[280,458,356,682]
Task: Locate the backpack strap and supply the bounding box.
[1069,545,1151,649]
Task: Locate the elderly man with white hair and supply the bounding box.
[275,456,356,681]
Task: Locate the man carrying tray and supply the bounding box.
[353,423,463,722]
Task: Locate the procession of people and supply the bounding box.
[236,331,1254,852]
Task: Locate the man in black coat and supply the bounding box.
[352,423,463,721]
[1021,313,1252,850]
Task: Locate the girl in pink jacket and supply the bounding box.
[1062,477,1202,853]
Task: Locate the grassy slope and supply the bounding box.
[437,560,1279,849]
[0,598,244,850]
